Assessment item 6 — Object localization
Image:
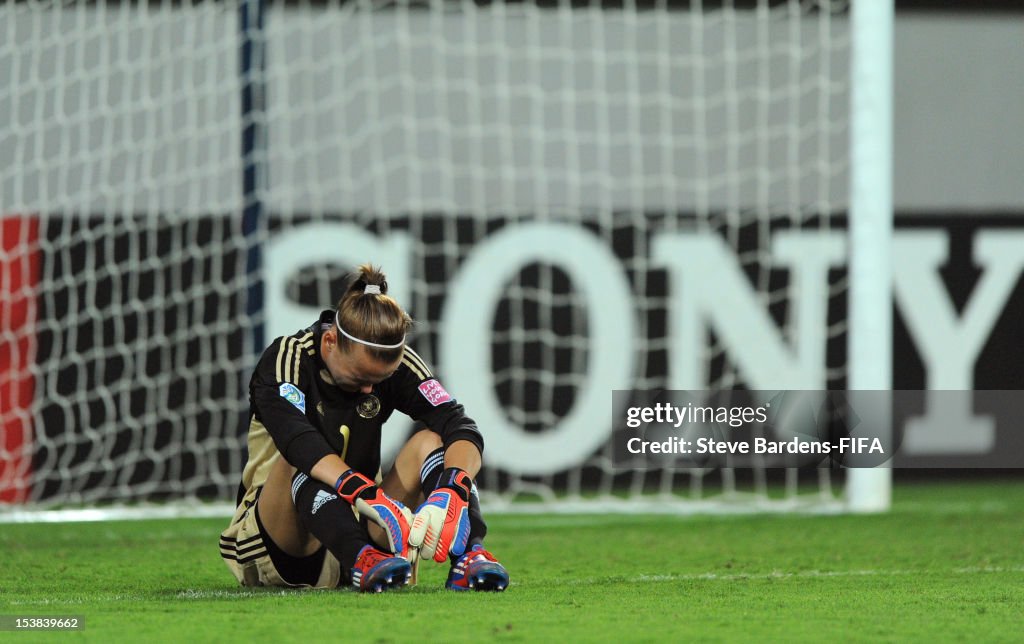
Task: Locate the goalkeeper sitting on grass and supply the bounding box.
[220,264,508,593]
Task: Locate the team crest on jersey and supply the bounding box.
[357,395,381,419]
[279,382,306,413]
[418,379,452,406]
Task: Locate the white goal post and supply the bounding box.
[0,0,892,520]
[846,0,894,513]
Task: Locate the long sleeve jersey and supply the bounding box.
[236,311,483,504]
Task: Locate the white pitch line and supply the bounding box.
[541,565,1024,587]
[176,589,300,600]
[953,565,1024,574]
[7,593,146,606]
[8,567,1022,605]
[630,569,912,583]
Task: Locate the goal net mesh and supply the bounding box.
[0,0,855,512]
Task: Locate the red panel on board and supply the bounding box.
[1,216,39,504]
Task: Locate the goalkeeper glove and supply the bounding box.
[335,469,413,558]
[409,467,472,563]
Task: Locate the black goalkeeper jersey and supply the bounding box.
[237,311,483,502]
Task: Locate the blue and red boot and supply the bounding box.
[445,545,509,592]
[351,545,411,593]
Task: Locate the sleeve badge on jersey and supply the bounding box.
[279,382,306,413]
[417,379,452,406]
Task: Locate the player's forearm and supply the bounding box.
[310,453,353,489]
[443,439,481,478]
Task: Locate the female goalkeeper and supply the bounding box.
[220,264,508,593]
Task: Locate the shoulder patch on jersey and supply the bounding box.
[279,382,307,413]
[417,379,452,407]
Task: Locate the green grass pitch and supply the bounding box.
[3,481,1022,642]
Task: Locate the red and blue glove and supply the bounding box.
[409,467,472,563]
[335,469,412,558]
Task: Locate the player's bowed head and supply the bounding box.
[320,265,413,394]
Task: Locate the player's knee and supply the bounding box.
[407,428,443,462]
[384,429,443,505]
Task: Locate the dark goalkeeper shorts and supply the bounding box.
[219,486,342,588]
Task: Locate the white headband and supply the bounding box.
[334,310,405,350]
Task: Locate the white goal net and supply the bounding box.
[0,0,891,516]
